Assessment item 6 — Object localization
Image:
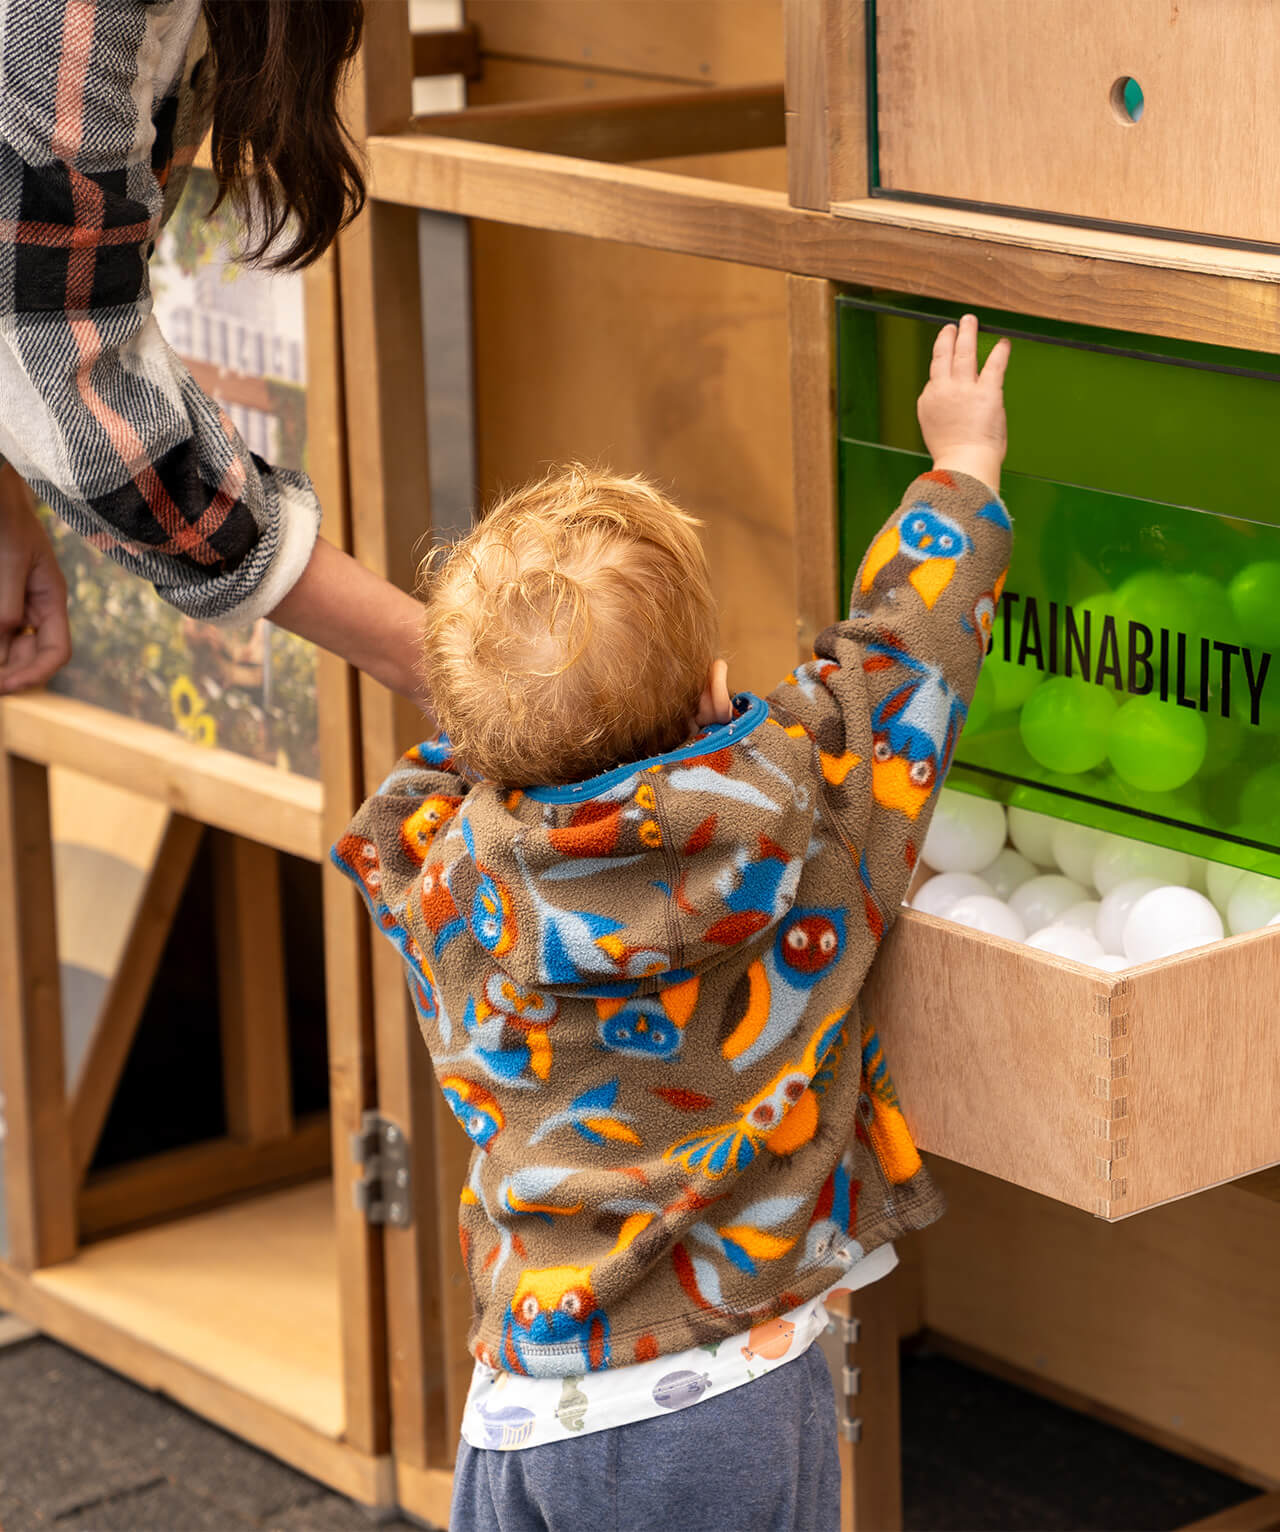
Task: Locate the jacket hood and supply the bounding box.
[442,694,824,998]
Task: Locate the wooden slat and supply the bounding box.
[784,0,829,208]
[1,693,324,862]
[69,813,204,1181]
[78,1115,332,1241]
[466,0,784,85]
[341,0,452,1475]
[1178,1492,1280,1532]
[412,24,482,81]
[0,750,75,1270]
[304,245,391,1461]
[366,133,1280,353]
[213,833,294,1145]
[413,83,785,161]
[787,274,839,656]
[824,0,867,205]
[824,1271,905,1531]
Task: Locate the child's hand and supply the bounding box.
[917,314,1011,494]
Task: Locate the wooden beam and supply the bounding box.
[69,813,204,1181]
[828,1273,904,1531]
[412,83,785,162]
[0,750,76,1270]
[213,833,294,1145]
[305,244,391,1461]
[1,693,324,862]
[784,0,830,208]
[365,133,1280,353]
[787,274,840,657]
[77,1114,332,1241]
[412,24,482,81]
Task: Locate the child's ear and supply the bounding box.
[694,659,733,729]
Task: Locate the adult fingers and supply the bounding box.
[981,334,1012,388]
[951,313,979,379]
[930,323,957,382]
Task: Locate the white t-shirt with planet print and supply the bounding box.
[461,1242,897,1451]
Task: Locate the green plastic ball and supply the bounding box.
[1019,677,1117,774]
[1073,589,1126,692]
[986,616,1042,711]
[1229,562,1280,652]
[1108,695,1207,793]
[1239,763,1280,830]
[1200,711,1244,776]
[964,664,997,738]
[1115,570,1188,638]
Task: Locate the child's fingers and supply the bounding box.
[980,335,1012,389]
[952,313,979,379]
[930,323,957,381]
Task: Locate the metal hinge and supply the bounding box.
[351,1111,412,1227]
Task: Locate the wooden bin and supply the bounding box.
[863,911,1280,1220]
[870,0,1280,248]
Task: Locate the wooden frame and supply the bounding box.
[0,248,393,1504]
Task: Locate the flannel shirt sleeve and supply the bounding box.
[768,469,1013,915]
[0,0,320,624]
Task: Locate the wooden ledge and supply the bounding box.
[366,132,1280,352]
[0,692,324,862]
[410,82,786,162]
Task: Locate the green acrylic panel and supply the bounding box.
[837,292,1280,879]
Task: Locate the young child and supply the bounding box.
[335,316,1012,1531]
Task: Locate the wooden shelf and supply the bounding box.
[366,131,1280,352]
[1,693,324,862]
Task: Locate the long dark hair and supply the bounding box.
[202,0,366,270]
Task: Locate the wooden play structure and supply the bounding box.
[2,3,1279,1528]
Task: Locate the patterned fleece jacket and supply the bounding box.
[335,469,1012,1378]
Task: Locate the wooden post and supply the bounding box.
[306,247,392,1460]
[338,0,465,1472]
[213,833,294,1145]
[785,0,869,209]
[827,1271,905,1532]
[788,273,841,657]
[0,744,76,1269]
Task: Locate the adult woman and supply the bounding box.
[0,0,421,699]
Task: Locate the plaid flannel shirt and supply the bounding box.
[0,0,320,623]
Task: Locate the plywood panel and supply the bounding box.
[469,63,797,696]
[875,0,1280,246]
[920,1159,1280,1486]
[34,1181,346,1438]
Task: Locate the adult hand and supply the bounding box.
[0,464,72,694]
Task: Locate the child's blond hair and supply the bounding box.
[420,465,719,787]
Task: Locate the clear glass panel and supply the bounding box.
[837,293,1280,878]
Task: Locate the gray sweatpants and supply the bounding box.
[449,1343,841,1532]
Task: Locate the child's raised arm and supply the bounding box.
[769,316,1013,914]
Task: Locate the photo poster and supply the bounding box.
[38,169,320,779]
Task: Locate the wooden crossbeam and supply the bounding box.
[1178,1493,1280,1531]
[69,813,204,1182]
[1,693,324,861]
[410,82,785,163]
[411,25,482,81]
[213,833,294,1145]
[365,132,1280,354]
[77,1112,332,1241]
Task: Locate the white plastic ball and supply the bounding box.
[1009,874,1090,933]
[1225,872,1280,935]
[923,789,1008,874]
[1122,886,1224,963]
[1057,900,1102,931]
[944,895,1027,941]
[1050,823,1111,888]
[1007,806,1059,867]
[1089,953,1132,972]
[913,872,995,918]
[1094,877,1164,955]
[1025,925,1106,961]
[1206,859,1247,915]
[1183,857,1210,895]
[979,847,1037,901]
[1269,912,1280,927]
[1092,839,1192,896]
